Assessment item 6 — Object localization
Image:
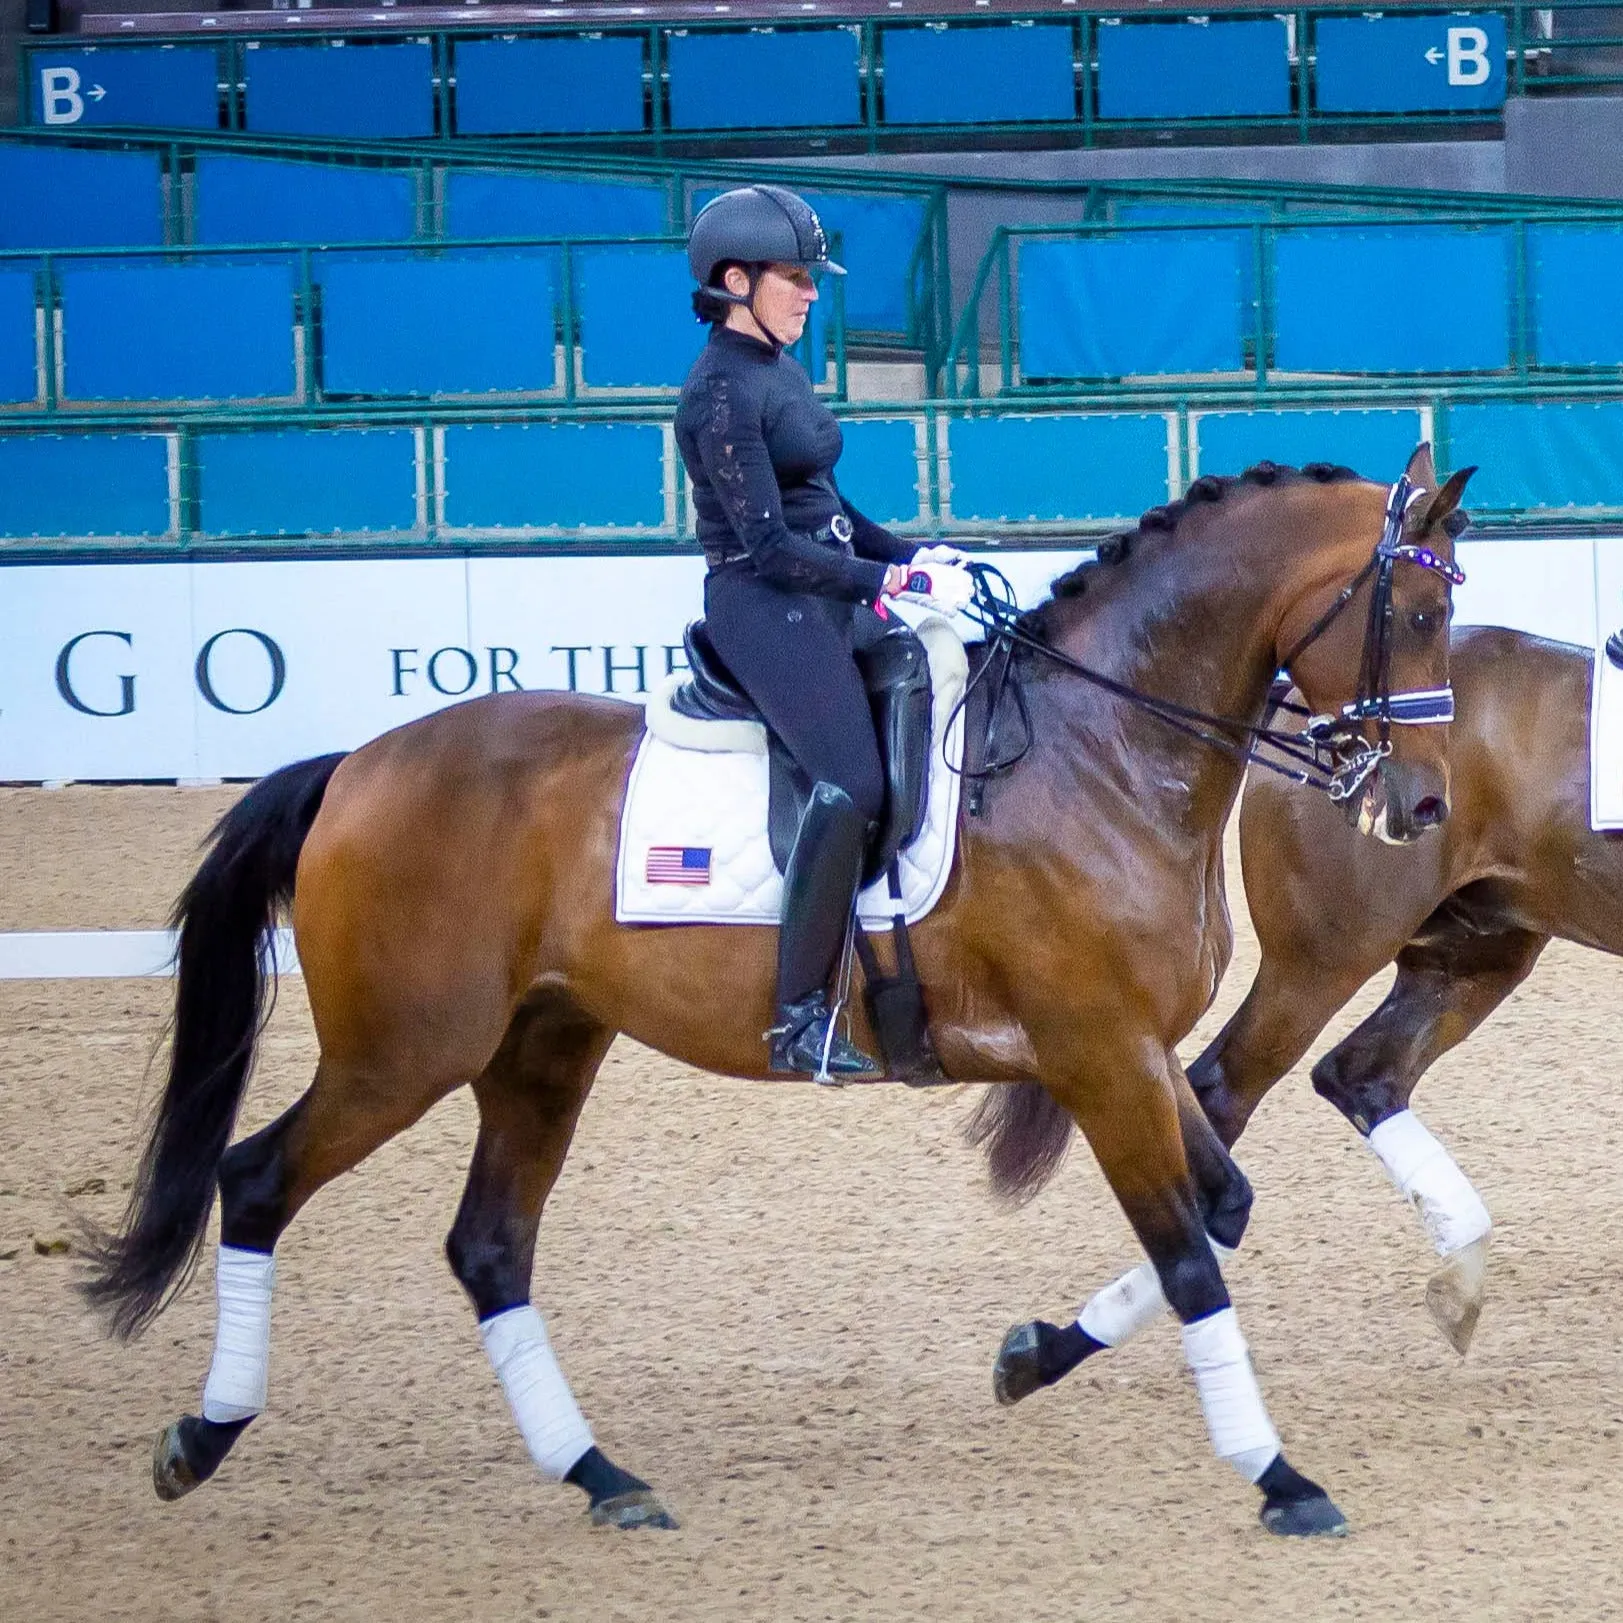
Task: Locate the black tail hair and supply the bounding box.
[964,1081,1076,1205]
[79,753,346,1339]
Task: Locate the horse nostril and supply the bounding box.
[1413,795,1447,827]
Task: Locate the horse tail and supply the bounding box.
[964,1081,1075,1205]
[80,752,347,1340]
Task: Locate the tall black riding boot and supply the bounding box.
[768,782,880,1078]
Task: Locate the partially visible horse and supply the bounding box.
[989,626,1610,1403]
[83,449,1468,1538]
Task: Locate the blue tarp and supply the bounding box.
[194,154,418,247]
[443,422,667,530]
[835,418,924,527]
[0,144,163,249]
[880,24,1075,125]
[0,432,172,539]
[196,429,419,536]
[1194,409,1425,480]
[668,30,861,130]
[454,36,645,135]
[243,42,435,139]
[1097,20,1290,120]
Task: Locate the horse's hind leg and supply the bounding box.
[152,1057,457,1501]
[1312,922,1548,1353]
[445,989,677,1532]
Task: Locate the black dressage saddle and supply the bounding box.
[671,610,934,885]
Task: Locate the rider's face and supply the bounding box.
[725,262,819,346]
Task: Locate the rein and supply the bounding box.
[951,475,1467,816]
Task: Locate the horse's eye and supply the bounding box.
[1409,609,1440,637]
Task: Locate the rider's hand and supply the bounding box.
[898,562,975,616]
[882,563,910,597]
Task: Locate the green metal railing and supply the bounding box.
[22,3,1623,157]
[0,232,850,412]
[945,209,1623,400]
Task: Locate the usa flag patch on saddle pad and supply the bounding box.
[645,846,712,885]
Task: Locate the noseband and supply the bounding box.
[955,472,1466,812]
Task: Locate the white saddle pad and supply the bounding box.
[615,612,969,926]
[1591,641,1623,830]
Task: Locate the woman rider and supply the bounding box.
[675,184,970,1080]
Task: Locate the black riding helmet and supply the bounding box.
[687,185,846,286]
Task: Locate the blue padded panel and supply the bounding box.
[443,422,666,530]
[1531,226,1623,367]
[1273,227,1512,374]
[59,260,296,402]
[668,29,860,130]
[1018,234,1247,379]
[1448,401,1623,511]
[688,185,927,336]
[948,414,1170,523]
[881,25,1074,125]
[575,247,703,389]
[0,269,38,404]
[0,432,171,539]
[195,154,417,247]
[243,42,434,139]
[0,144,162,249]
[197,429,418,536]
[317,253,556,397]
[1097,20,1289,119]
[455,36,645,135]
[835,418,923,527]
[1315,15,1506,115]
[26,45,219,130]
[445,170,667,241]
[1194,409,1424,481]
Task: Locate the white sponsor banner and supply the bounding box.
[0,541,1603,782]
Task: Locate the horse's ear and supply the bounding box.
[1403,441,1438,492]
[1421,466,1476,534]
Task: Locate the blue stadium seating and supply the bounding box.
[316,252,558,397]
[833,418,925,527]
[1096,19,1290,119]
[196,428,419,536]
[0,431,172,539]
[454,36,646,136]
[442,421,668,531]
[444,171,668,241]
[195,154,419,247]
[667,29,862,130]
[1448,400,1623,510]
[880,25,1075,125]
[58,259,298,402]
[1018,233,1248,378]
[573,247,704,389]
[1272,227,1513,374]
[242,42,435,139]
[1193,408,1427,479]
[1529,225,1623,368]
[946,413,1171,523]
[0,269,38,404]
[0,144,163,250]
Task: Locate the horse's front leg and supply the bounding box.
[995,1060,1249,1401]
[1309,923,1547,1353]
[1018,1037,1346,1537]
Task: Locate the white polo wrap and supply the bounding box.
[1181,1306,1280,1483]
[1367,1109,1492,1256]
[480,1305,595,1481]
[201,1244,276,1424]
[1078,1241,1237,1348]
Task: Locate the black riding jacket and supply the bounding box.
[675,325,914,601]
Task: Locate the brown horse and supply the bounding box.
[82,449,1470,1539]
[988,626,1609,1405]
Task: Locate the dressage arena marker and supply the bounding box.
[0,930,300,979]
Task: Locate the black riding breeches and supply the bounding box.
[702,567,885,827]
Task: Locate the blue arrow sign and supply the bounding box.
[1316,14,1508,115]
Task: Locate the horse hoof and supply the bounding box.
[1426,1235,1489,1356]
[1259,1492,1349,1538]
[152,1422,201,1503]
[992,1322,1045,1408]
[589,1489,680,1531]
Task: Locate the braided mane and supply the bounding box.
[1020,460,1362,640]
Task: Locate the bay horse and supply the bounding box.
[987,626,1608,1405]
[82,448,1470,1539]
